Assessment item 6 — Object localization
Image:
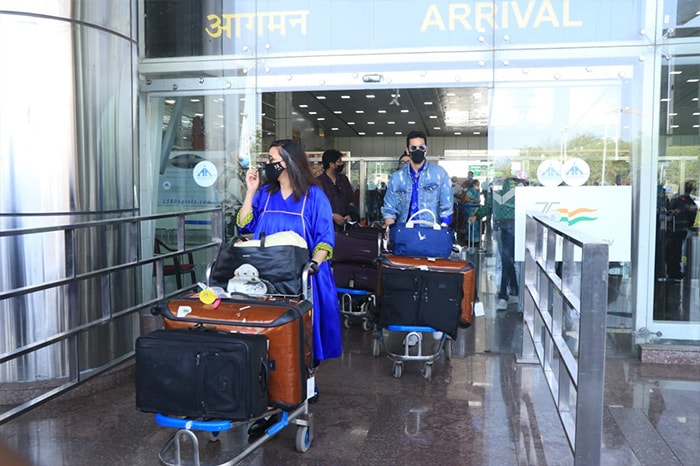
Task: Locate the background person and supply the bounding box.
[317,149,359,229]
[382,131,453,239]
[237,139,342,364]
[462,179,482,247]
[469,175,528,310]
[665,180,698,279]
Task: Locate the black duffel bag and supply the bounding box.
[209,232,308,296]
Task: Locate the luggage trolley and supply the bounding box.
[372,255,475,379]
[333,226,383,330]
[373,325,450,380]
[143,263,318,466]
[337,287,376,331]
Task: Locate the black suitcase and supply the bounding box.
[135,328,269,420]
[333,227,382,264]
[378,267,464,339]
[333,261,378,291]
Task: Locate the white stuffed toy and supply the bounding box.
[227,264,269,296]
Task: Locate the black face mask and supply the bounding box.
[410,150,425,164]
[335,164,345,174]
[264,161,285,181]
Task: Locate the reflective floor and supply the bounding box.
[1,240,699,465]
[1,325,698,466]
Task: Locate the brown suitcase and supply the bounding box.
[377,255,475,327]
[159,294,312,409]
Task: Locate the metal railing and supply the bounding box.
[0,208,223,424]
[517,213,608,466]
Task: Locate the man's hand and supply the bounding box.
[333,213,345,225]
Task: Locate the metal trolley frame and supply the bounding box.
[372,325,452,380]
[151,263,317,465]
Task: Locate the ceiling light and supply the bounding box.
[473,131,481,135]
[347,122,355,125]
[333,111,342,114]
[366,94,375,99]
[331,127,339,130]
[358,132,366,135]
[299,104,308,108]
[429,115,438,119]
[190,98,200,102]
[377,132,384,135]
[401,109,409,113]
[317,117,325,121]
[424,101,433,105]
[454,132,462,135]
[341,95,351,99]
[309,111,317,115]
[355,110,364,114]
[670,71,683,75]
[433,127,441,130]
[408,121,416,124]
[368,122,375,125]
[687,78,699,83]
[395,131,402,135]
[317,96,326,99]
[389,89,400,106]
[388,121,395,124]
[378,110,386,113]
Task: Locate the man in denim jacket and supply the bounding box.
[382,131,453,236]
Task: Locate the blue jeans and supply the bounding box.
[495,221,518,300]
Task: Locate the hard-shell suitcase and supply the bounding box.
[377,255,475,328]
[135,328,269,420]
[159,294,312,409]
[333,227,382,264]
[333,261,378,292]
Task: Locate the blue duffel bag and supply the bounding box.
[389,209,454,258]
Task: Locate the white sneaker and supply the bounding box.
[496,299,508,310]
[508,295,519,304]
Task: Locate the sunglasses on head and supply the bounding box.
[409,144,427,152]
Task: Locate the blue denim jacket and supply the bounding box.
[381,161,454,224]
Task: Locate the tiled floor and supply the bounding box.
[1,242,699,465]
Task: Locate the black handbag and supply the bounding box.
[209,233,308,296]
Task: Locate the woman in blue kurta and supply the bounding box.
[237,139,342,364]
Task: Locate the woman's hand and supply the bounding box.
[245,168,260,192]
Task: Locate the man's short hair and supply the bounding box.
[322,149,342,169]
[406,130,427,147]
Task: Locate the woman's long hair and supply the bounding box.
[266,139,318,201]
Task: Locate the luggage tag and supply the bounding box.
[306,376,316,401]
[473,298,485,317]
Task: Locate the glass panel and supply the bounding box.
[653,50,700,323]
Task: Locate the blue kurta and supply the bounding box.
[238,184,342,363]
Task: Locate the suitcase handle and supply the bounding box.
[260,357,269,393]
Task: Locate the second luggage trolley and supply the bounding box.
[332,226,384,330]
[372,255,476,379]
[139,258,317,466]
